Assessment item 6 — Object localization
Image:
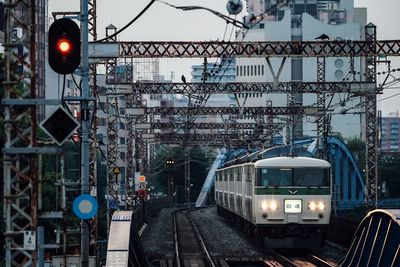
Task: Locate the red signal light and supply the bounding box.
[48,18,80,74]
[57,39,72,54]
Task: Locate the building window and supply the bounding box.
[67,79,75,89]
[120,137,126,145]
[240,65,242,76]
[98,118,106,126]
[119,122,125,129]
[251,65,253,76]
[247,66,249,76]
[97,134,104,142]
[236,66,239,75]
[258,65,261,76]
[261,65,264,76]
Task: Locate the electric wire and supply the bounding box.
[71,73,82,91]
[156,0,247,29]
[95,0,157,43]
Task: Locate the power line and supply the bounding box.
[156,0,247,29]
[95,0,157,43]
[378,91,400,102]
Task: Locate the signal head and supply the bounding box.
[48,18,81,74]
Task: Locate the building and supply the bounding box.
[381,111,400,153]
[236,0,367,140]
[191,57,236,83]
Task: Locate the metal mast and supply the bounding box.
[364,23,378,209]
[316,57,327,159]
[3,0,40,265]
[88,0,98,258]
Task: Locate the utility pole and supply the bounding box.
[80,0,90,266]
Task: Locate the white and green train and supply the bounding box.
[215,156,331,248]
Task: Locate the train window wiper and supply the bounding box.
[307,185,322,189]
[264,185,279,190]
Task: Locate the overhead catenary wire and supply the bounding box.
[156,0,248,29]
[95,0,157,43]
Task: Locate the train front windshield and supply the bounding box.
[256,168,329,187]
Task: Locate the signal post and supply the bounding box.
[48,2,92,266]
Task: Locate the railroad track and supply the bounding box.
[171,208,338,267]
[173,209,215,267]
[266,250,338,267]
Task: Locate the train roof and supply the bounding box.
[254,157,331,168]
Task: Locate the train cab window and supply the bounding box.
[293,168,329,187]
[257,168,291,187]
[256,168,329,187]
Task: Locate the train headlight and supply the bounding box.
[270,201,278,211]
[318,201,325,211]
[308,201,317,211]
[261,201,268,211]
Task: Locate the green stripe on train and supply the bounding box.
[255,187,330,195]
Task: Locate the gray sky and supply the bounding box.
[49,0,400,115]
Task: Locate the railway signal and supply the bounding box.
[48,18,80,74]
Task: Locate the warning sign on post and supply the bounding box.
[24,231,36,251]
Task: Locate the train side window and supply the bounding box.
[246,166,251,182]
[237,167,242,181]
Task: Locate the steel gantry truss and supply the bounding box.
[106,95,119,230]
[131,81,375,94]
[90,40,400,58]
[316,57,328,159]
[131,106,318,116]
[149,133,260,147]
[364,23,379,210]
[88,0,98,254]
[3,0,42,265]
[148,122,282,130]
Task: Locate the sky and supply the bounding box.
[48,0,400,115]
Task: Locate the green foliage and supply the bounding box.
[346,136,366,172]
[148,145,215,203]
[380,154,400,198]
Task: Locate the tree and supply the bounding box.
[346,136,366,172]
[148,145,215,203]
[380,154,400,198]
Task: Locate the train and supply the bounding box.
[215,155,331,248]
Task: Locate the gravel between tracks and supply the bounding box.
[141,206,342,264]
[189,207,266,258]
[140,208,177,260]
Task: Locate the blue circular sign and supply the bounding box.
[73,194,98,220]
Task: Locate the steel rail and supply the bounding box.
[185,212,216,267]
